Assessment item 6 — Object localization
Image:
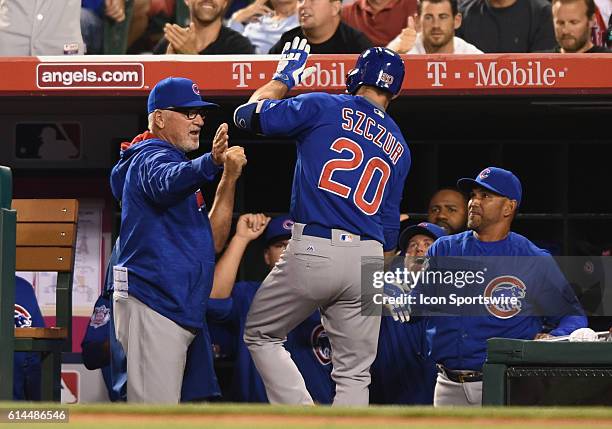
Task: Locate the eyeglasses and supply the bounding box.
[161,108,207,120]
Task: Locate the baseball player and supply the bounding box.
[209,214,334,403]
[234,38,410,405]
[412,167,587,406]
[110,77,246,403]
[370,222,445,404]
[13,276,45,400]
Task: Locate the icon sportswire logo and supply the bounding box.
[37,63,144,89]
[426,61,568,88]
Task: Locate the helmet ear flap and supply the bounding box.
[345,67,360,94]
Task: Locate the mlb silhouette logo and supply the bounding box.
[340,234,353,242]
[15,123,81,160]
[61,371,80,404]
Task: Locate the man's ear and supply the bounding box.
[154,110,165,129]
[454,12,462,30]
[504,199,517,218]
[331,0,342,16]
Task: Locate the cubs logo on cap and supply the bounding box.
[265,215,294,245]
[457,166,522,205]
[147,77,219,114]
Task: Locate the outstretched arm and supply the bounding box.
[210,213,271,298]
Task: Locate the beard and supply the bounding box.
[559,32,590,52]
[191,1,224,25]
[424,30,453,49]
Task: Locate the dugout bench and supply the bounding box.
[483,338,612,406]
[0,166,79,401]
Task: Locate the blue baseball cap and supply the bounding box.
[457,167,522,206]
[398,222,446,252]
[147,77,219,114]
[265,215,294,246]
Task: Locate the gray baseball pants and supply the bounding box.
[113,293,195,403]
[244,223,383,406]
[433,373,483,406]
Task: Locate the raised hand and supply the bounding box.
[235,213,271,241]
[211,123,229,165]
[224,146,247,179]
[383,282,412,323]
[273,37,317,90]
[105,0,126,22]
[232,0,273,24]
[387,15,418,54]
[164,23,198,55]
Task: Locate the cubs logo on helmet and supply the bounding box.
[483,275,526,319]
[311,324,332,365]
[14,304,32,328]
[345,47,405,96]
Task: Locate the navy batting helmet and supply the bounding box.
[345,47,405,96]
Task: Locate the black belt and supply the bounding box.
[302,224,376,241]
[437,364,483,383]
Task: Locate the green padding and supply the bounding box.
[0,166,11,210]
[487,338,612,365]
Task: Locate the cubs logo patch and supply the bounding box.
[90,304,111,329]
[192,83,200,95]
[14,304,32,328]
[479,168,491,179]
[483,275,526,319]
[311,324,332,365]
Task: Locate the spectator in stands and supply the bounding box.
[341,0,417,46]
[153,0,255,54]
[13,276,44,401]
[427,188,468,234]
[227,0,299,54]
[81,0,126,54]
[208,214,334,403]
[388,0,483,53]
[457,0,556,52]
[0,0,84,55]
[268,0,372,53]
[545,0,612,52]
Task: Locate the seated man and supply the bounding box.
[341,0,417,46]
[227,0,299,54]
[13,276,45,400]
[209,214,334,403]
[153,0,255,54]
[268,0,372,53]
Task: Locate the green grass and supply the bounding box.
[1,402,612,428]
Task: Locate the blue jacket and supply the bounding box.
[110,138,221,328]
[420,231,587,371]
[14,276,45,400]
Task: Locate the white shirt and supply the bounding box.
[227,13,299,54]
[407,33,483,54]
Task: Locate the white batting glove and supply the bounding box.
[273,36,316,90]
[383,282,411,323]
